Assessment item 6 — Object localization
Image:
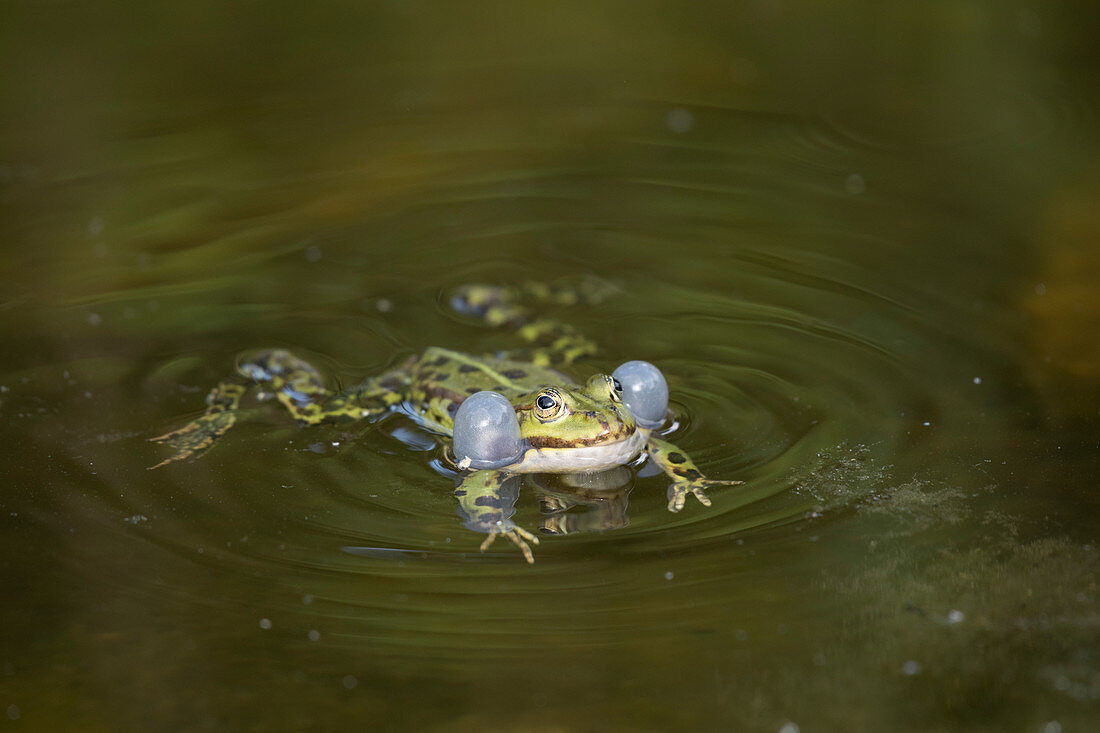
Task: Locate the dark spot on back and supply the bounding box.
[502,369,527,380]
[430,356,449,367]
[668,452,687,464]
[467,387,481,394]
[682,468,702,480]
[493,385,507,391]
[474,495,505,508]
[454,489,467,497]
[447,403,458,415]
[459,364,479,373]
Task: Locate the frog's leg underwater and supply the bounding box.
[645,435,744,512]
[150,349,408,468]
[454,470,539,563]
[449,277,617,368]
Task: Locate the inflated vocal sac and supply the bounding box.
[452,390,524,470]
[612,360,669,429]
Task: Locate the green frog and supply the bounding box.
[151,279,742,562]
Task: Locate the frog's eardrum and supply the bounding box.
[453,390,525,469]
[613,360,669,429]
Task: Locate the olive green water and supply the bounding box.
[3,1,1100,731]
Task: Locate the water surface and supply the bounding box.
[2,1,1099,730]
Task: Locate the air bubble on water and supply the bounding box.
[86,215,104,238]
[664,571,674,581]
[844,173,865,194]
[342,675,358,689]
[666,107,694,134]
[259,618,272,630]
[922,421,931,427]
[87,312,102,326]
[6,705,19,721]
[302,594,314,605]
[778,722,800,733]
[973,377,982,385]
[1035,283,1047,296]
[304,245,322,262]
[902,660,922,675]
[946,609,965,624]
[376,298,393,313]
[1042,721,1062,733]
[308,630,321,642]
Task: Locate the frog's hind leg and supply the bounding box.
[240,349,407,426]
[150,349,407,468]
[450,277,616,367]
[149,380,248,468]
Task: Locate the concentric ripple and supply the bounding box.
[0,92,1051,678]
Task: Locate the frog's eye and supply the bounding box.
[612,360,669,429]
[534,390,564,420]
[452,391,524,470]
[603,375,622,402]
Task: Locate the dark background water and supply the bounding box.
[2,1,1099,730]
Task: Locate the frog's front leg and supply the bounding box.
[454,470,539,563]
[646,436,744,512]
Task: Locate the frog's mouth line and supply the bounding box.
[507,429,649,474]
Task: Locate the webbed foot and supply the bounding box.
[647,435,744,512]
[148,410,239,468]
[479,525,540,564]
[666,478,745,513]
[455,469,541,563]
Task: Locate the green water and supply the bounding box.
[3,1,1099,730]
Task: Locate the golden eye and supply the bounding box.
[534,391,562,420]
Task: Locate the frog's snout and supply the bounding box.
[613,361,669,429]
[453,391,525,470]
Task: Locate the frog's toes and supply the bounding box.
[666,479,744,513]
[667,482,709,513]
[148,411,238,469]
[479,526,540,564]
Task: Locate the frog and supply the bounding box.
[150,278,743,562]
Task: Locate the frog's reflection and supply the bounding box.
[529,466,634,535]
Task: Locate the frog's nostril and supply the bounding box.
[453,391,525,470]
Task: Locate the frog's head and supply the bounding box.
[515,373,636,449]
[453,362,670,473]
